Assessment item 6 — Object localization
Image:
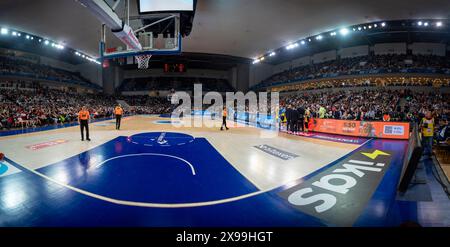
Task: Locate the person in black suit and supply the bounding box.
[291,107,299,133]
[285,105,292,132]
[297,106,305,132]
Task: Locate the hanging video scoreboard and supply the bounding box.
[164,63,187,73]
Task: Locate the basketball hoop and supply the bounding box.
[135,54,152,69]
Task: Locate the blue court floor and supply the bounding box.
[0,130,449,227]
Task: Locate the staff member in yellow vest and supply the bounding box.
[78,106,91,141]
[220,106,229,131]
[420,111,434,157]
[114,104,124,130]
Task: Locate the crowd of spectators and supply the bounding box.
[256,54,450,89]
[0,55,98,88]
[0,85,172,130]
[280,88,449,124]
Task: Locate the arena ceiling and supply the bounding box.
[0,0,449,60]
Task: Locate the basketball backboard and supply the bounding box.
[77,0,192,67]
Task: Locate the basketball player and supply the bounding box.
[114,104,123,130]
[220,106,229,131]
[78,106,90,141]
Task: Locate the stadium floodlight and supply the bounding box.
[436,21,442,27]
[0,28,8,35]
[424,22,428,27]
[418,21,423,26]
[339,28,349,36]
[381,22,386,27]
[269,52,276,57]
[315,35,323,40]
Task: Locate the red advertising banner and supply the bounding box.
[309,118,410,139]
[26,139,68,151]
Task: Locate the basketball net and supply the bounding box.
[135,54,152,69]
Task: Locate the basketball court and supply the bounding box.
[0,114,446,227]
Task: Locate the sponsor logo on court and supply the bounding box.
[254,144,298,160]
[128,132,195,147]
[94,122,115,126]
[153,120,181,124]
[0,160,20,177]
[0,161,8,176]
[278,149,392,226]
[26,139,68,151]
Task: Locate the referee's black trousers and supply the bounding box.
[116,115,122,130]
[80,120,89,140]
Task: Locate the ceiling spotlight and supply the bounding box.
[418,21,423,26]
[374,24,377,27]
[315,35,323,40]
[424,22,428,27]
[339,28,349,36]
[17,33,21,37]
[30,37,34,40]
[330,32,336,36]
[352,28,356,31]
[286,43,298,50]
[436,21,442,27]
[12,31,17,36]
[39,39,42,42]
[363,26,367,29]
[308,38,311,42]
[252,58,260,64]
[368,25,372,29]
[381,22,386,27]
[0,28,8,35]
[269,52,276,57]
[358,27,362,30]
[26,35,30,39]
[300,40,306,45]
[44,40,49,45]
